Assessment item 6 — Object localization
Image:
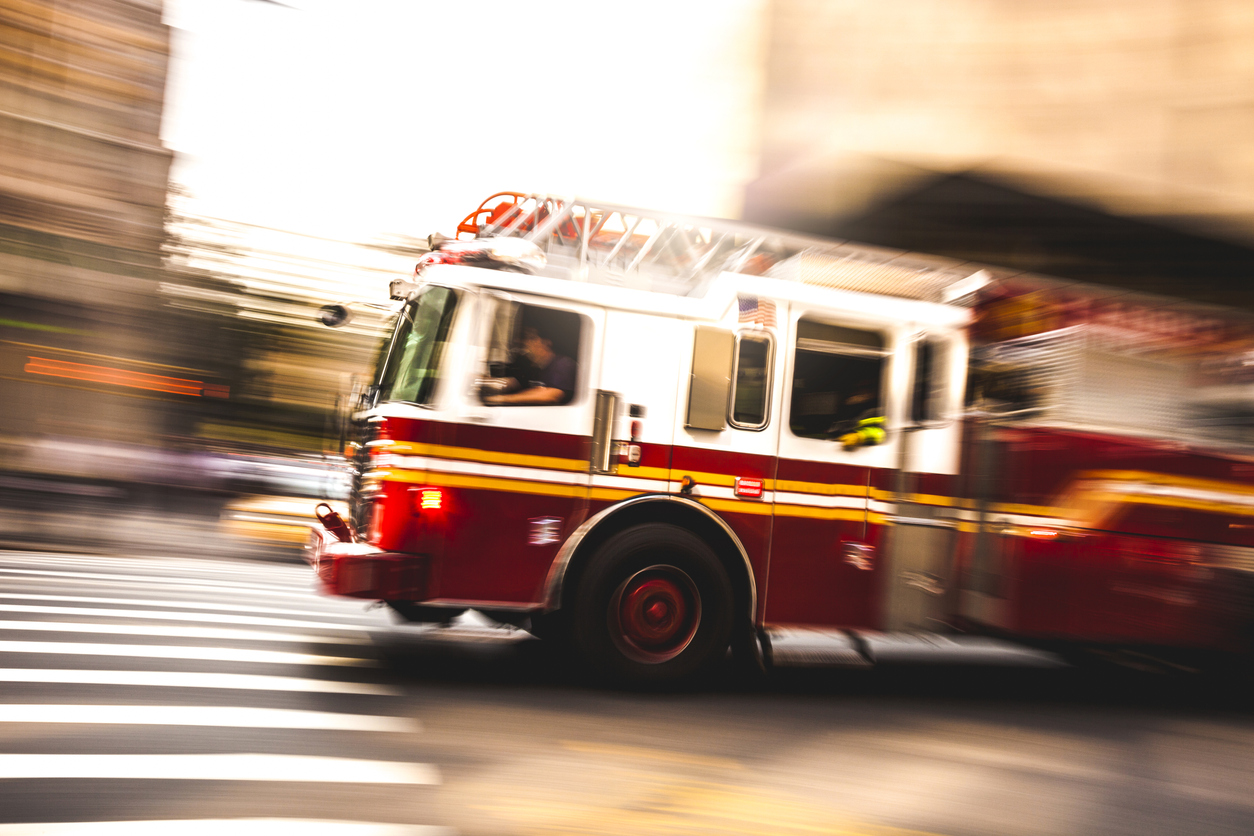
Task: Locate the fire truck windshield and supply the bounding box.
[375,285,460,405]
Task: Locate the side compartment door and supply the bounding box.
[766,315,899,628]
[436,290,605,605]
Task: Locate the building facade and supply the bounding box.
[745,0,1254,304]
[0,0,175,471]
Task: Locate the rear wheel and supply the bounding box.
[572,523,733,685]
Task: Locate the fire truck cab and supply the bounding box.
[309,192,1254,683]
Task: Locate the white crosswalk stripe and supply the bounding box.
[0,592,383,620]
[0,668,399,694]
[0,574,332,603]
[0,619,370,644]
[0,753,439,783]
[0,820,453,836]
[0,705,420,732]
[0,550,446,832]
[0,553,315,582]
[0,602,374,632]
[0,566,321,595]
[0,639,372,666]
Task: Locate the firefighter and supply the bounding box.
[483,325,576,405]
[831,381,885,449]
[838,415,886,450]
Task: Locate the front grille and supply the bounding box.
[348,418,378,530]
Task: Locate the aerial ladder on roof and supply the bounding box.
[452,191,985,301]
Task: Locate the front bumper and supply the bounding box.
[305,526,430,600]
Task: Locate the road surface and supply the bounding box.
[0,549,1251,836]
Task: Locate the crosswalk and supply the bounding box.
[0,550,452,835]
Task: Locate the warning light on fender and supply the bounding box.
[734,477,764,499]
[412,487,444,514]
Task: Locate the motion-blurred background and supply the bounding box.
[5,0,1254,555]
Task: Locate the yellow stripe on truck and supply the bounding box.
[380,441,589,473]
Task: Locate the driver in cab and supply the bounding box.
[484,325,576,405]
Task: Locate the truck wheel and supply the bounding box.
[572,523,733,685]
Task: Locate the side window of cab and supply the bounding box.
[729,331,773,430]
[789,319,888,446]
[479,301,582,406]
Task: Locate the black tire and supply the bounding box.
[571,523,734,686]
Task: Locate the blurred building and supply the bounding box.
[0,0,175,475]
[745,0,1254,308]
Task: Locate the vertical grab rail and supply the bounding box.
[589,390,620,474]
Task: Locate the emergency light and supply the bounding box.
[415,237,546,275]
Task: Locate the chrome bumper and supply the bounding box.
[305,525,429,600]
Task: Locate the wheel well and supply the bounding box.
[556,498,756,637]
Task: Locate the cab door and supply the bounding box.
[435,290,604,605]
[765,314,901,629]
[878,332,966,632]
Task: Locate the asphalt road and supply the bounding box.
[0,549,1251,836]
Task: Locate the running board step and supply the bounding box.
[763,627,873,668]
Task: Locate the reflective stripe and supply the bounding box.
[379,440,586,472]
[772,479,864,496]
[774,492,863,510]
[380,468,583,498]
[385,454,585,486]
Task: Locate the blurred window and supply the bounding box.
[376,285,460,405]
[729,332,772,429]
[911,338,948,423]
[789,319,886,439]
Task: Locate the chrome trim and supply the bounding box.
[1206,543,1254,574]
[589,390,620,474]
[842,542,874,571]
[887,516,959,529]
[542,494,757,626]
[900,570,945,596]
[304,525,334,569]
[796,337,890,358]
[763,626,873,668]
[415,599,543,612]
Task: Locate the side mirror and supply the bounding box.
[319,304,352,328]
[389,279,419,301]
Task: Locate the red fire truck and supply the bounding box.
[309,192,1254,684]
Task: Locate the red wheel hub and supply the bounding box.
[610,566,701,664]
